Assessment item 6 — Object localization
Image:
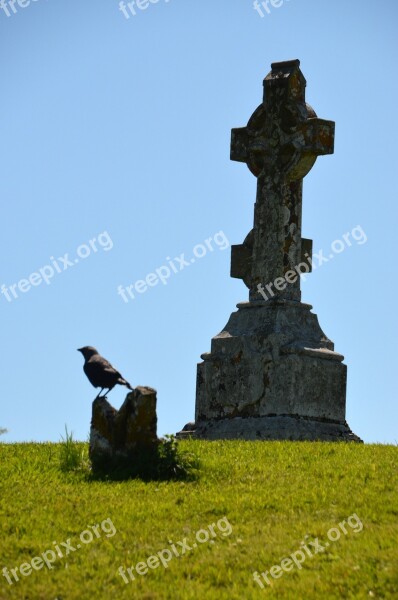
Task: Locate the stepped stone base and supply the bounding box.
[177,415,363,442]
[178,299,362,443]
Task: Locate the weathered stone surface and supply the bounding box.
[177,59,362,443]
[195,300,346,423]
[89,386,158,466]
[230,59,334,303]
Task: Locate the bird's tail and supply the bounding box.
[119,378,134,391]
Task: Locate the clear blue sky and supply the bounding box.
[1,0,397,444]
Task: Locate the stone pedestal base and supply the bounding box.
[178,299,361,442]
[177,416,362,442]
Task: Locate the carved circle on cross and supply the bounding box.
[244,102,318,181]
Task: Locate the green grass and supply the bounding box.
[0,441,397,599]
[59,426,90,473]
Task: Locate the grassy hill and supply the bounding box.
[0,440,397,599]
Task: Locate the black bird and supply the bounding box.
[78,346,134,399]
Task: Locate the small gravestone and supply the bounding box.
[90,386,158,472]
[178,59,361,442]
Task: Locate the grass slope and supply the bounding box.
[0,441,397,599]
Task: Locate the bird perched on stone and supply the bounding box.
[78,346,134,399]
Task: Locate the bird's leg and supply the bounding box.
[95,388,105,399]
[103,385,116,398]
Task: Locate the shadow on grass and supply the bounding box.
[60,433,200,482]
[89,436,200,482]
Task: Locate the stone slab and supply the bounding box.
[177,416,363,443]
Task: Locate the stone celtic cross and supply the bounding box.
[177,59,362,443]
[230,59,334,302]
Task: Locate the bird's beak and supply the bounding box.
[77,348,82,352]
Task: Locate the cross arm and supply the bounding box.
[230,127,249,163]
[303,118,335,156]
